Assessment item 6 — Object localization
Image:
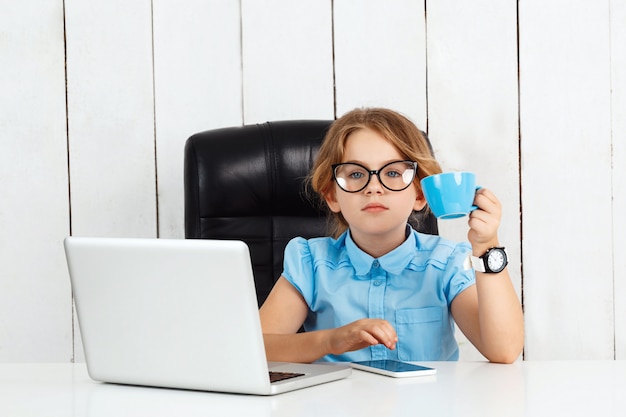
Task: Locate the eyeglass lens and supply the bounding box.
[333,161,417,192]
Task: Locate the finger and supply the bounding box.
[357,329,380,347]
[469,207,490,224]
[475,187,500,205]
[473,193,499,215]
[469,211,500,238]
[367,324,398,350]
[382,322,398,344]
[475,187,499,203]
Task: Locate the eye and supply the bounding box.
[349,171,366,180]
[382,164,405,178]
[339,165,367,180]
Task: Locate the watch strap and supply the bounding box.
[470,254,487,273]
[469,247,508,273]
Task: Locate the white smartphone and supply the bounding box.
[350,360,437,378]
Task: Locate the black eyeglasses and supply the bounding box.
[332,160,418,193]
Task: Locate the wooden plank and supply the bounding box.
[520,0,614,359]
[241,0,334,123]
[65,0,156,359]
[611,0,626,360]
[333,0,427,126]
[0,2,70,361]
[426,1,520,361]
[65,0,156,238]
[153,0,243,238]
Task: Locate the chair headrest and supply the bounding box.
[184,120,332,233]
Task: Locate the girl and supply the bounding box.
[260,108,524,364]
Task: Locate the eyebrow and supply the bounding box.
[339,159,406,168]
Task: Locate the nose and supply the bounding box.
[365,173,384,194]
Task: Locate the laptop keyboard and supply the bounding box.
[269,371,305,383]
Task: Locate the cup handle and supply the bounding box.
[470,186,482,212]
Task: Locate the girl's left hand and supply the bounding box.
[467,188,502,253]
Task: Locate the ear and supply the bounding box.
[324,190,341,213]
[414,190,427,211]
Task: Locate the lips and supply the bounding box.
[362,203,388,212]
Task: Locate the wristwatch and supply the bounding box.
[471,247,508,273]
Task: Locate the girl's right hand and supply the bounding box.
[327,318,398,355]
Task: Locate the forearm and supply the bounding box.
[466,229,525,363]
[474,268,525,363]
[263,331,333,364]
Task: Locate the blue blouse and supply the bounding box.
[282,226,475,362]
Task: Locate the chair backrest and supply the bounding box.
[184,120,438,306]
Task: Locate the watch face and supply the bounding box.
[487,249,507,272]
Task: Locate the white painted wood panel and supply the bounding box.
[333,0,427,126]
[3,1,626,363]
[65,0,156,360]
[426,1,520,361]
[611,0,626,360]
[241,0,334,123]
[153,0,243,239]
[0,2,71,361]
[520,1,614,359]
[65,0,157,238]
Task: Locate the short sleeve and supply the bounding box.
[281,237,316,307]
[444,242,476,303]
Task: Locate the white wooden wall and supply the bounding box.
[612,0,626,361]
[520,0,620,360]
[1,0,624,362]
[0,2,70,361]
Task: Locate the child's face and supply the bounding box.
[324,128,426,241]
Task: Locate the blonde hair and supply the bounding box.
[309,107,442,238]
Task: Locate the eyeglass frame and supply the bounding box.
[331,160,419,193]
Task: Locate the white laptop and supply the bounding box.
[64,236,351,395]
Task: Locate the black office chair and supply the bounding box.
[184,120,438,306]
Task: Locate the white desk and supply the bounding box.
[2,361,625,417]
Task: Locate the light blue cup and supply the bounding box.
[420,172,479,219]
